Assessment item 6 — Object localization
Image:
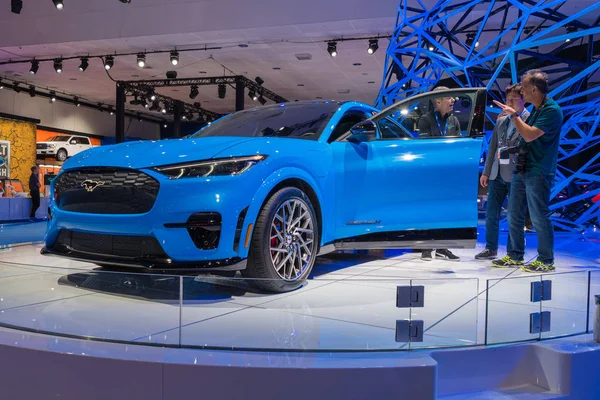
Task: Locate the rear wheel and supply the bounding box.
[242,187,319,293]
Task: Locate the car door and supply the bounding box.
[71,137,84,155]
[331,88,486,247]
[78,137,91,154]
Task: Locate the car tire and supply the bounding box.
[242,187,319,293]
[56,149,68,162]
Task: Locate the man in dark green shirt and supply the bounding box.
[491,69,563,273]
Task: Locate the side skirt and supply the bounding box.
[321,228,477,254]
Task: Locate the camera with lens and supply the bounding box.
[498,145,529,174]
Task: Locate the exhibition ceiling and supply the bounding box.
[0,0,597,116]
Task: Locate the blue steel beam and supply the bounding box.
[377,0,600,231]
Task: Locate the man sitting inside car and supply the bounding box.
[417,86,462,262]
[417,86,462,137]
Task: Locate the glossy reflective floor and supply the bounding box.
[0,221,599,351]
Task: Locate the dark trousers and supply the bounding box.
[30,190,40,218]
[507,172,555,264]
[485,175,511,251]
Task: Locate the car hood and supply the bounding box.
[63,137,256,170]
[37,141,62,145]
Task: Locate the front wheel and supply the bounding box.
[242,187,319,293]
[56,149,68,162]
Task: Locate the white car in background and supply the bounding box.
[37,135,95,162]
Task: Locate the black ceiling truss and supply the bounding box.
[115,75,288,142]
[121,82,222,120]
[0,77,165,124]
[120,75,288,104]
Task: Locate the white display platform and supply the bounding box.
[1,238,600,399]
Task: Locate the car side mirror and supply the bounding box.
[347,120,377,143]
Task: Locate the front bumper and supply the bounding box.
[40,245,246,273]
[45,167,261,266]
[37,149,57,156]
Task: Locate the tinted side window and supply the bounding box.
[329,110,370,142]
[381,94,473,138]
[79,137,90,145]
[377,117,413,139]
[192,103,341,141]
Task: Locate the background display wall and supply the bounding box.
[0,117,36,186]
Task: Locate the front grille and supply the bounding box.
[54,167,160,214]
[55,230,167,259]
[37,143,48,149]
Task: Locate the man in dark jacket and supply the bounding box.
[417,86,461,137]
[475,84,529,260]
[418,86,462,262]
[29,165,40,218]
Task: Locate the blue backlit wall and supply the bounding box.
[377,0,600,231]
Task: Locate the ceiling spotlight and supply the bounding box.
[137,53,146,68]
[29,86,36,97]
[104,56,114,70]
[29,60,39,75]
[74,97,80,107]
[149,92,157,101]
[78,57,89,72]
[170,50,179,66]
[52,0,64,10]
[0,80,4,89]
[162,106,167,114]
[11,0,23,14]
[466,33,479,48]
[53,59,63,73]
[255,76,264,86]
[189,85,199,99]
[109,108,114,115]
[50,91,56,102]
[258,96,267,105]
[327,41,338,57]
[13,83,21,93]
[163,123,167,128]
[367,39,379,54]
[218,83,226,99]
[248,90,258,101]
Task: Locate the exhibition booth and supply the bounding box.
[1,0,600,398]
[0,117,105,221]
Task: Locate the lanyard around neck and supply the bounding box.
[434,112,447,136]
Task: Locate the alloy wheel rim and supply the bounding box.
[269,198,315,281]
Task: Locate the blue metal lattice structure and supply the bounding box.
[376,0,600,231]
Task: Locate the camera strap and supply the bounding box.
[526,96,548,126]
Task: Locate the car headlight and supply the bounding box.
[49,144,56,148]
[153,155,267,179]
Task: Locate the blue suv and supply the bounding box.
[43,87,486,292]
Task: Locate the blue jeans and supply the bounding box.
[485,176,510,251]
[507,171,555,264]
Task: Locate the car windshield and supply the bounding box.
[49,136,70,142]
[191,102,342,141]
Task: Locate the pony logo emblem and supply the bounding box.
[81,180,105,192]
